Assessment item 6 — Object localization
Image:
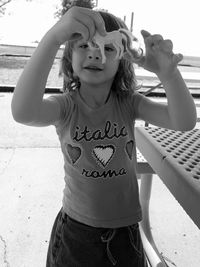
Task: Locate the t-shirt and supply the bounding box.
[50,89,145,228]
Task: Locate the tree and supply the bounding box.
[55,0,98,18]
[0,0,33,16]
[0,0,11,15]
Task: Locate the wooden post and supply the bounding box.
[130,12,134,32]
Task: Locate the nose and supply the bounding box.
[87,47,101,61]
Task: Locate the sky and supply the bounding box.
[0,0,200,56]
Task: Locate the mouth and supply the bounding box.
[83,65,103,71]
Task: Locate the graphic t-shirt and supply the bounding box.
[51,89,145,228]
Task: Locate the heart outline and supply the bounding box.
[67,144,81,164]
[93,145,115,168]
[126,140,134,160]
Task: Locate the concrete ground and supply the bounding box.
[0,93,200,267]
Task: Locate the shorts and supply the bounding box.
[46,208,148,267]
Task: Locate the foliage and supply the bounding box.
[0,0,32,16]
[0,0,11,15]
[0,0,97,19]
[55,0,97,18]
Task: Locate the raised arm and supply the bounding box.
[11,7,106,126]
[136,30,197,131]
[11,34,61,126]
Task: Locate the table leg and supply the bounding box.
[139,174,168,266]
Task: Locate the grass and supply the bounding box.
[0,55,29,69]
[0,56,63,87]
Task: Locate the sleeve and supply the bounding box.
[48,92,74,130]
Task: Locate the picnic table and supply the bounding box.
[136,126,200,266]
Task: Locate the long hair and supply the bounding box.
[60,10,138,97]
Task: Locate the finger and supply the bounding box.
[70,33,83,41]
[151,34,164,43]
[142,35,163,50]
[148,34,164,50]
[161,39,173,53]
[165,39,173,49]
[72,18,90,41]
[141,29,151,39]
[172,53,183,64]
[80,9,106,37]
[95,12,107,36]
[163,39,173,52]
[76,14,96,41]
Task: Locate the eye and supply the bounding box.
[104,45,115,52]
[79,43,89,49]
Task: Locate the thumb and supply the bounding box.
[141,29,151,39]
[70,33,83,41]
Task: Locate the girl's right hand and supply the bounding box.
[48,6,106,46]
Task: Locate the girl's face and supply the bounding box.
[71,39,120,87]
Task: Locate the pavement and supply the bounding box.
[0,93,200,267]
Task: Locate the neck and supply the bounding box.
[79,84,111,108]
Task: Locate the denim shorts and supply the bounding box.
[46,208,148,267]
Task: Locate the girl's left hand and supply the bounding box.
[138,30,183,79]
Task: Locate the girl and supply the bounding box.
[11,6,196,267]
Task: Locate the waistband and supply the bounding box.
[61,209,142,266]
